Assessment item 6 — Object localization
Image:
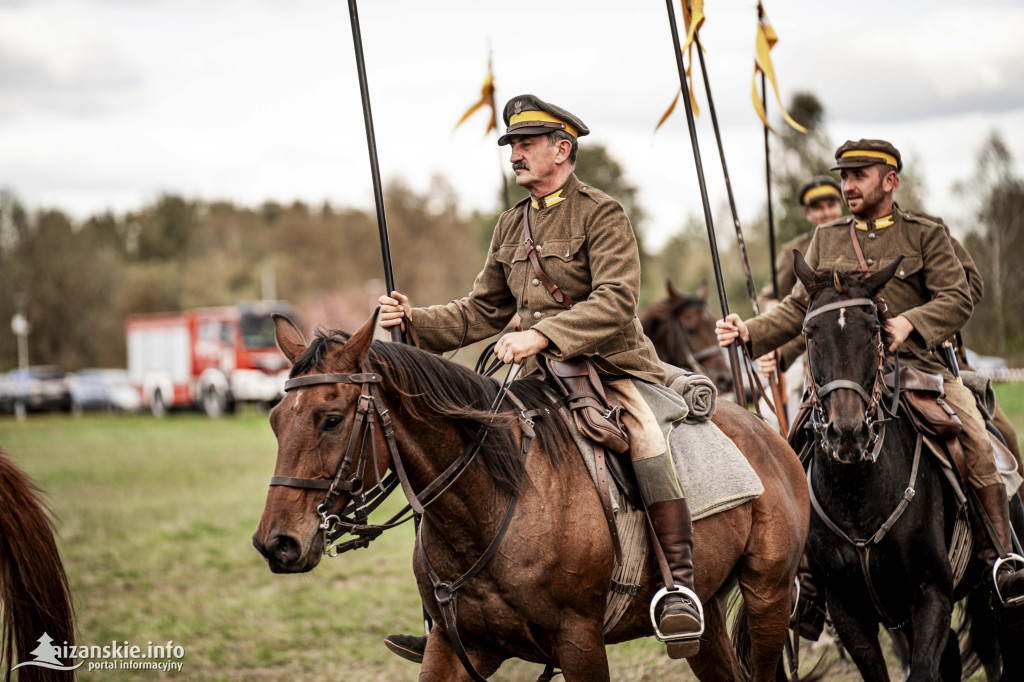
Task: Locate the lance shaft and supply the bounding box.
[694,36,788,433]
[760,5,779,301]
[348,0,401,342]
[664,0,745,405]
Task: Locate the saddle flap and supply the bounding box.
[991,432,1020,475]
[543,357,630,454]
[883,365,944,394]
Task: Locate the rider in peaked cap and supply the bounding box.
[831,139,903,173]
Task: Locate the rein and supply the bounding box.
[802,297,895,463]
[270,360,547,682]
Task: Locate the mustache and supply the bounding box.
[512,161,529,171]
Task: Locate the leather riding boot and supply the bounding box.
[384,633,427,663]
[792,550,827,640]
[648,498,703,659]
[975,482,1024,606]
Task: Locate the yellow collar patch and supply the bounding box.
[531,189,565,210]
[854,213,894,231]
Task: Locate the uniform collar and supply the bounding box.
[530,174,580,210]
[854,212,894,231]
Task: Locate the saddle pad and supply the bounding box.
[570,405,764,521]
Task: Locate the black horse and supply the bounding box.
[794,252,1023,681]
[640,281,733,393]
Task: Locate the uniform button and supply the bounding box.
[532,278,540,286]
[536,244,542,252]
[532,311,542,320]
[866,258,874,266]
[868,233,877,240]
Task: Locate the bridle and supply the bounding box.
[267,360,546,682]
[802,297,895,463]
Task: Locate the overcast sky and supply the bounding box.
[1,0,1022,249]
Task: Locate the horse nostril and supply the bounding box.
[264,533,301,565]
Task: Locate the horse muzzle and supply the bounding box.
[252,529,324,574]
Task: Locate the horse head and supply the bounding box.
[795,251,904,464]
[642,280,732,392]
[252,311,390,573]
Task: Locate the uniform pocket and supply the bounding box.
[892,256,923,281]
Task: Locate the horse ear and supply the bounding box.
[338,307,381,364]
[831,266,845,293]
[666,279,682,300]
[273,314,307,364]
[697,279,709,302]
[793,250,816,291]
[864,255,905,295]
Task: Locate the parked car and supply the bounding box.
[69,369,141,414]
[4,366,72,416]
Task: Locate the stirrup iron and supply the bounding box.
[993,553,1024,606]
[649,585,705,642]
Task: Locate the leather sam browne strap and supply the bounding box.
[522,202,576,310]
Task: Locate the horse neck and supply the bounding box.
[387,399,512,550]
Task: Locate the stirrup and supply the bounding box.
[993,553,1024,606]
[649,586,704,642]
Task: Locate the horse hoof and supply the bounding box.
[666,638,700,659]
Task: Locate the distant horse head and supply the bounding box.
[642,280,732,392]
[795,251,903,463]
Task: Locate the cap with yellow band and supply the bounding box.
[831,139,902,173]
[798,176,841,207]
[497,94,589,146]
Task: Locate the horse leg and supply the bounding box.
[827,597,889,681]
[906,584,953,682]
[552,617,610,682]
[418,624,501,682]
[938,626,961,682]
[687,593,743,682]
[736,572,792,681]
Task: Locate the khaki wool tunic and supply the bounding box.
[410,173,666,385]
[746,206,999,487]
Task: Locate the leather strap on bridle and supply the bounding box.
[522,202,576,310]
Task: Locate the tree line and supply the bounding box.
[1,96,1021,371]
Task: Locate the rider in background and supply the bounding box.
[716,139,1024,607]
[379,94,704,661]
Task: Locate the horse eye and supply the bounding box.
[323,415,343,431]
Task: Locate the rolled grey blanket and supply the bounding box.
[960,370,996,421]
[662,362,717,423]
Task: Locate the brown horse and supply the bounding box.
[0,447,75,681]
[253,312,808,681]
[641,281,734,394]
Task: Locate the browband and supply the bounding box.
[803,297,876,326]
[284,373,381,391]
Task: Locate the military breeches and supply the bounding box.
[942,377,1002,489]
[605,378,688,504]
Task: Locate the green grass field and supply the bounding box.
[1,383,1021,680]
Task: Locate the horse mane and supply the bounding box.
[291,329,576,495]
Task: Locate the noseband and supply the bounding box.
[803,298,891,462]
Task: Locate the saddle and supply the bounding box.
[882,365,968,483]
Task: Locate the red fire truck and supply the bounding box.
[126,301,295,417]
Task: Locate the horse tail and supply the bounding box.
[729,594,754,680]
[0,448,75,681]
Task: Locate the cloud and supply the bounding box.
[0,6,140,119]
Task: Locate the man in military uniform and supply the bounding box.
[756,177,844,417]
[716,139,1024,607]
[378,94,704,662]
